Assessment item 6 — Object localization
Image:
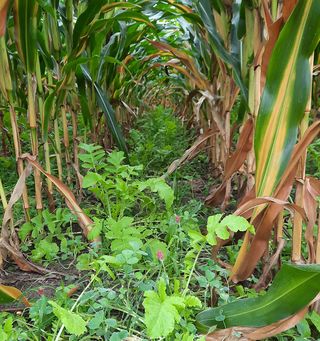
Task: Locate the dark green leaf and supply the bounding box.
[196,264,320,332]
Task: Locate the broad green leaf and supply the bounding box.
[82,172,102,188]
[220,215,254,233]
[233,0,320,281]
[88,310,104,330]
[72,1,138,57]
[107,151,125,168]
[254,1,320,197]
[143,278,185,339]
[188,230,205,244]
[206,214,222,245]
[196,264,320,332]
[49,301,87,336]
[0,327,7,341]
[31,239,59,261]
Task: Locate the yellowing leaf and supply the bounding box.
[0,284,30,306]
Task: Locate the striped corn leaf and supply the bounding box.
[195,0,248,102]
[13,0,38,72]
[254,0,320,198]
[232,0,320,281]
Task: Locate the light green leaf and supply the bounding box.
[49,301,87,336]
[206,214,253,245]
[309,311,320,333]
[82,172,102,188]
[88,310,104,330]
[185,295,202,308]
[188,230,205,244]
[206,214,222,245]
[220,215,253,233]
[87,217,103,240]
[107,151,125,168]
[143,278,185,339]
[143,178,174,209]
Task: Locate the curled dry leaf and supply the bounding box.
[148,40,210,89]
[234,196,307,221]
[21,153,98,241]
[166,128,216,175]
[212,195,306,265]
[206,305,308,341]
[0,164,66,273]
[282,0,299,22]
[303,177,320,262]
[0,164,33,269]
[0,0,9,37]
[205,118,253,206]
[260,18,283,90]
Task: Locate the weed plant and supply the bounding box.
[0,107,319,340]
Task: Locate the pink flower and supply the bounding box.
[175,215,181,223]
[156,250,164,261]
[37,288,44,296]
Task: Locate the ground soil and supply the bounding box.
[0,260,85,311]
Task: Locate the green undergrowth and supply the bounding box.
[1,107,320,340]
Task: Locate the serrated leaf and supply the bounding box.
[185,295,202,308]
[82,172,102,188]
[87,218,103,240]
[143,279,185,339]
[220,215,252,233]
[144,178,174,209]
[206,214,222,245]
[49,301,87,336]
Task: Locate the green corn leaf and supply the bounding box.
[43,92,56,141]
[13,0,38,72]
[254,0,320,197]
[80,65,128,156]
[72,1,138,57]
[76,74,92,129]
[112,11,156,29]
[196,263,320,332]
[195,0,247,102]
